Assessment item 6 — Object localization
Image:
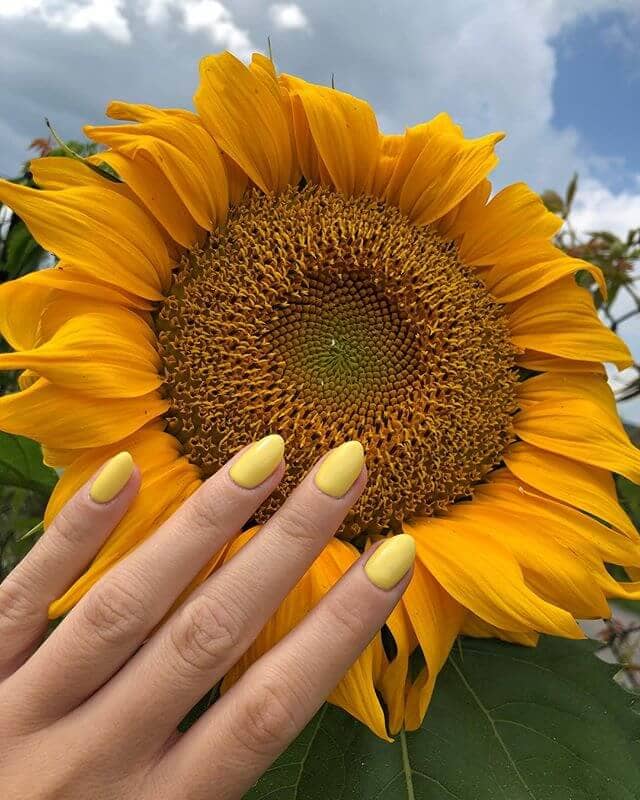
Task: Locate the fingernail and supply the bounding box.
[364,534,416,590]
[229,434,285,489]
[314,440,365,498]
[90,451,135,503]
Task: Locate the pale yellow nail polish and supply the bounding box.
[90,452,135,504]
[314,440,365,498]
[229,434,284,489]
[364,534,416,590]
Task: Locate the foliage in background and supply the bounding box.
[1,146,640,797]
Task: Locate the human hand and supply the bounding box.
[0,436,415,799]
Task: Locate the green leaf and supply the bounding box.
[3,219,44,278]
[540,190,564,216]
[0,431,57,496]
[247,637,640,799]
[565,172,578,215]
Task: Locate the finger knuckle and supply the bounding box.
[275,501,323,552]
[80,579,149,644]
[169,596,243,677]
[50,501,85,548]
[239,678,301,756]
[0,574,36,626]
[328,598,369,641]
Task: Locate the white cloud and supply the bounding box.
[269,3,310,31]
[571,176,640,237]
[141,0,253,57]
[0,0,131,43]
[181,1,253,58]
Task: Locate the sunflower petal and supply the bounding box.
[517,349,606,375]
[372,133,403,197]
[0,310,161,398]
[386,114,503,225]
[281,75,380,196]
[517,399,640,483]
[403,560,466,731]
[453,497,610,618]
[379,598,416,735]
[451,183,562,265]
[461,615,539,647]
[482,471,640,564]
[47,427,200,616]
[436,178,492,238]
[407,517,584,638]
[505,441,637,539]
[0,378,168,449]
[507,277,632,368]
[195,51,294,194]
[86,112,229,232]
[0,180,171,300]
[0,266,153,352]
[96,150,203,249]
[516,371,618,413]
[482,241,606,303]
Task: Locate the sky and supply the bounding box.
[1,0,640,410]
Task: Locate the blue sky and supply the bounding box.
[553,9,640,193]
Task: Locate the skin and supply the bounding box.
[0,445,411,799]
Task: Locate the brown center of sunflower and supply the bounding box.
[156,186,518,539]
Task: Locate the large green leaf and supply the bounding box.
[0,431,57,496]
[247,637,640,799]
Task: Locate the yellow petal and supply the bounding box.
[485,471,640,564]
[453,496,610,618]
[0,180,171,301]
[436,178,492,238]
[372,133,403,197]
[517,349,606,375]
[482,241,606,303]
[505,441,637,540]
[281,74,380,196]
[507,277,632,369]
[97,150,204,249]
[452,183,562,265]
[403,560,466,731]
[516,371,618,413]
[0,266,153,351]
[85,113,229,233]
[0,378,168,449]
[0,310,161,398]
[106,100,199,124]
[30,156,129,192]
[47,427,200,616]
[407,516,584,638]
[385,114,503,225]
[195,51,294,194]
[379,598,416,735]
[461,614,539,647]
[515,374,640,482]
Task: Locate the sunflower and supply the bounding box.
[1,50,640,740]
